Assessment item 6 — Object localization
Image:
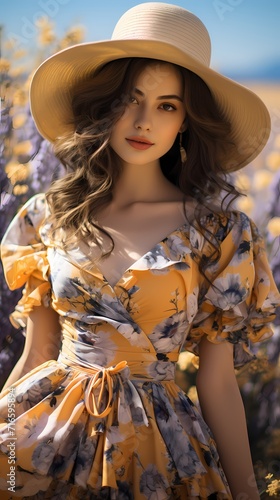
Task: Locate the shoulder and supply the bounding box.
[185,206,264,264]
[19,193,47,222]
[11,192,47,224]
[198,208,262,242]
[1,193,51,291]
[2,193,47,247]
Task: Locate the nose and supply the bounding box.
[134,105,152,131]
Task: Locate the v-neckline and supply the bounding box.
[99,220,190,289]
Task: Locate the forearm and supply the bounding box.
[197,373,259,499]
[2,355,29,391]
[2,343,59,392]
[2,306,61,392]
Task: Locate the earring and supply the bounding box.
[179,132,187,163]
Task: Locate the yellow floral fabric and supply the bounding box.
[0,193,279,499]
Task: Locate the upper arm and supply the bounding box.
[196,336,236,389]
[195,338,260,499]
[22,305,61,370]
[2,305,61,390]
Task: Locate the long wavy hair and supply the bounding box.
[46,57,239,271]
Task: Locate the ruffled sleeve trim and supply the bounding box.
[185,211,280,368]
[1,194,51,329]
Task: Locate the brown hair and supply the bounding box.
[46,57,239,270]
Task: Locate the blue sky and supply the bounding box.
[2,0,280,79]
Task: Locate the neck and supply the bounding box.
[112,159,181,206]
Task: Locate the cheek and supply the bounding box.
[163,121,182,141]
[118,107,132,122]
[110,119,125,143]
[160,112,184,132]
[109,129,119,154]
[115,104,137,125]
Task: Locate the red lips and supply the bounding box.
[126,136,154,144]
[126,136,154,150]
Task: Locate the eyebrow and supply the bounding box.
[133,88,183,102]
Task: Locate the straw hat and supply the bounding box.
[30,2,270,172]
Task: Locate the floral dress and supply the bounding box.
[0,193,279,500]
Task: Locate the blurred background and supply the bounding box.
[0,1,280,497]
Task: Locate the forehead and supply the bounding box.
[132,62,183,93]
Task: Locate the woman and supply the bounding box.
[0,3,279,499]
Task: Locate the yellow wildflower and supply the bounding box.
[247,357,268,374]
[3,39,16,51]
[13,49,27,59]
[266,151,280,171]
[35,16,53,30]
[177,351,195,371]
[235,173,251,192]
[13,114,27,129]
[13,184,29,196]
[67,25,85,43]
[13,89,28,106]
[36,16,55,46]
[9,66,25,78]
[5,161,30,185]
[266,478,280,497]
[13,141,33,156]
[59,26,85,49]
[187,386,198,403]
[267,217,280,238]
[253,170,273,190]
[69,26,85,44]
[0,58,10,73]
[235,195,254,215]
[39,28,55,46]
[5,161,19,175]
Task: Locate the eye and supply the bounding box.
[160,103,177,112]
[128,95,138,105]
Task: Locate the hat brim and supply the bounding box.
[30,39,271,172]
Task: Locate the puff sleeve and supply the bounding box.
[1,194,51,329]
[186,212,280,368]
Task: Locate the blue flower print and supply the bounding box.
[149,311,188,352]
[165,232,191,261]
[116,480,134,500]
[74,430,98,488]
[49,422,86,477]
[237,211,253,233]
[49,251,82,299]
[152,384,206,478]
[189,225,205,252]
[236,239,251,261]
[140,463,169,499]
[32,440,56,474]
[174,392,212,447]
[230,212,254,249]
[75,330,116,366]
[206,273,249,310]
[144,244,169,267]
[16,377,55,409]
[148,361,175,381]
